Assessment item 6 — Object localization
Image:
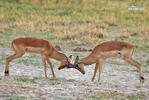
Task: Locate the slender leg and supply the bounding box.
[46,57,56,78]
[5,53,24,76]
[123,57,144,83]
[91,62,99,82]
[98,59,104,82]
[41,54,47,78]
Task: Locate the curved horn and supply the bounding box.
[59,52,70,64]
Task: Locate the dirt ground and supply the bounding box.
[0,48,149,100]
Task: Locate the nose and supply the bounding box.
[82,71,85,74]
[58,67,61,70]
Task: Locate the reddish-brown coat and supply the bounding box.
[92,41,134,53]
[5,37,72,78]
[73,40,144,83]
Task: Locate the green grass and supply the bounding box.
[17,59,40,66]
[0,0,149,50]
[0,53,7,64]
[1,0,148,26]
[107,60,125,66]
[143,70,149,73]
[0,94,26,100]
[146,60,149,64]
[144,60,149,67]
[95,90,146,100]
[136,85,141,89]
[48,77,67,85]
[126,95,142,100]
[6,96,26,100]
[67,79,76,82]
[15,77,38,84]
[131,69,149,73]
[88,96,103,100]
[47,78,76,85]
[122,67,130,72]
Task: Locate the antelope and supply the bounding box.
[65,41,145,83]
[4,37,73,78]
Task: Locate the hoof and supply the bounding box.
[53,75,56,78]
[91,79,94,82]
[140,76,145,83]
[4,71,9,76]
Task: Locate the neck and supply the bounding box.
[80,54,96,65]
[50,50,65,62]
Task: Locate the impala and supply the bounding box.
[4,37,73,78]
[67,41,145,83]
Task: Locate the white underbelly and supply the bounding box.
[25,47,43,53]
[100,51,121,58]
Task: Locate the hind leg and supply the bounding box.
[123,57,144,83]
[91,62,99,82]
[98,59,104,82]
[5,52,24,76]
[41,54,48,78]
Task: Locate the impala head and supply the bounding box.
[58,54,73,70]
[65,55,73,67]
[69,56,85,74]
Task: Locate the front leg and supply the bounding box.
[98,59,104,82]
[91,62,99,82]
[46,57,56,78]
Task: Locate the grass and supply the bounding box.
[107,60,125,66]
[15,77,38,84]
[126,95,142,100]
[0,3,148,99]
[122,67,130,72]
[88,96,103,100]
[0,0,149,51]
[67,79,76,82]
[146,60,149,64]
[47,78,76,85]
[136,85,141,89]
[6,96,26,100]
[144,60,149,67]
[0,94,26,100]
[48,77,66,85]
[0,52,7,64]
[131,69,149,73]
[95,90,146,100]
[16,54,41,66]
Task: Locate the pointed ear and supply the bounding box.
[76,56,79,61]
[74,56,79,64]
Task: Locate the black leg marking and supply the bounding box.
[140,76,144,80]
[5,71,9,74]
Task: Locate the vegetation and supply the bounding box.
[15,77,38,84]
[0,0,148,99]
[0,0,149,51]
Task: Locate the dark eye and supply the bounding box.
[74,64,78,68]
[76,64,79,68]
[64,64,68,67]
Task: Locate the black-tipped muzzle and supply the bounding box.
[67,64,85,74]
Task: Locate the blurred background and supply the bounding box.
[0,0,149,51]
